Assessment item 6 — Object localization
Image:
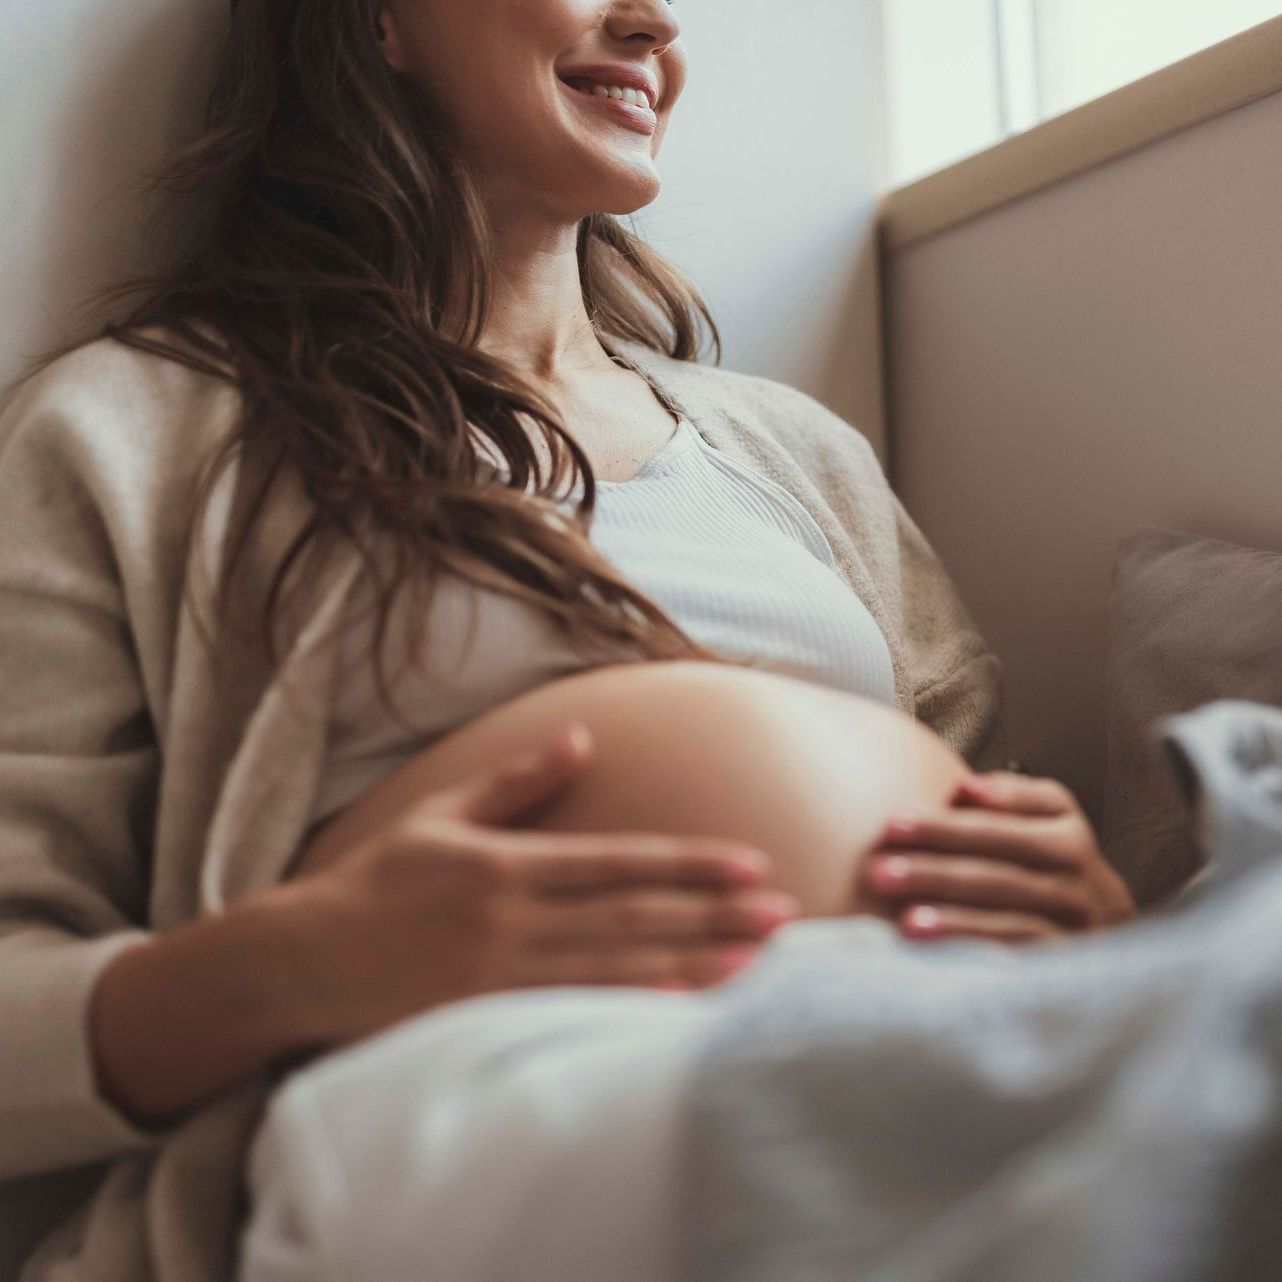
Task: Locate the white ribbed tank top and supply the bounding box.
[312,417,896,825]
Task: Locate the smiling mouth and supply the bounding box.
[560,77,657,116]
[558,78,658,137]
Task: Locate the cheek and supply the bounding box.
[659,43,689,105]
[393,3,545,108]
[427,29,577,148]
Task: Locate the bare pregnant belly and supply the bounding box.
[294,660,970,917]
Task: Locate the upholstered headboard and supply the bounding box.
[879,18,1282,830]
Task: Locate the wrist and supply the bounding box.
[241,882,348,1051]
[87,884,340,1129]
[229,882,340,1060]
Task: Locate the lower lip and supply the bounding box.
[559,80,657,136]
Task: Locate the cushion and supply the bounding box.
[1102,525,1282,906]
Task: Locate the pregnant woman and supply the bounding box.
[0,2,1134,1281]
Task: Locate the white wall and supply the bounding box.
[1,0,228,397]
[639,0,888,455]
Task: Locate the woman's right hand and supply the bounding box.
[270,722,797,1055]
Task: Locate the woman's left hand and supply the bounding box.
[855,770,1137,944]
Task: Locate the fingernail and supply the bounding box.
[719,944,760,979]
[750,893,802,930]
[903,905,943,936]
[883,817,919,839]
[873,855,912,886]
[727,852,769,885]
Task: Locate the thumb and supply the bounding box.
[444,720,595,828]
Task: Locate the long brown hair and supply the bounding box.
[18,0,783,710]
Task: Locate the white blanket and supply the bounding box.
[238,986,712,1282]
[237,699,1282,1282]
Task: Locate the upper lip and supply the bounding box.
[558,63,661,112]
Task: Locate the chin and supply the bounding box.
[598,188,662,216]
[584,167,663,215]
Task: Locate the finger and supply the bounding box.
[877,811,1078,871]
[861,853,1090,928]
[507,833,773,892]
[530,888,801,945]
[514,940,762,989]
[898,903,1066,945]
[438,721,595,827]
[953,772,1074,817]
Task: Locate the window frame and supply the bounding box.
[880,12,1282,251]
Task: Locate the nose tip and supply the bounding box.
[610,0,681,51]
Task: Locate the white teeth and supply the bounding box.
[572,80,653,111]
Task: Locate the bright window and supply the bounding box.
[883,0,1282,189]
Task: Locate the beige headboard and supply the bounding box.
[879,17,1282,829]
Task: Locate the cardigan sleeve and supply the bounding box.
[888,488,1010,772]
[0,381,177,1177]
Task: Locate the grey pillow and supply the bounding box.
[1102,525,1282,906]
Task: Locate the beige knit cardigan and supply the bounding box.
[0,331,1007,1281]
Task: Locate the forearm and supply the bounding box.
[87,887,316,1130]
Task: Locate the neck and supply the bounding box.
[475,210,615,384]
